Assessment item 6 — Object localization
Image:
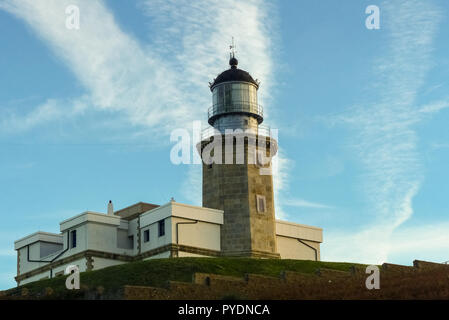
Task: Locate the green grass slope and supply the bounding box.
[4,257,363,299]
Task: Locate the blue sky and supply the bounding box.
[1,0,449,289]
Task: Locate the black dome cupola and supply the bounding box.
[209,56,259,91]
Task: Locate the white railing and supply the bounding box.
[201,124,272,141]
[207,102,263,121]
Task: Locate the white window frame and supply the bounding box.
[256,194,267,213]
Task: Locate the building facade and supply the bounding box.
[14,54,323,286]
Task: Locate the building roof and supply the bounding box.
[209,56,259,91]
[114,202,159,221]
[60,211,121,232]
[14,231,63,250]
[275,220,323,243]
[140,201,223,227]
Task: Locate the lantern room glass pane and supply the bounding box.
[224,84,232,110]
[212,90,217,105]
[242,86,249,103]
[218,86,224,106]
[231,87,242,103]
[212,83,259,116]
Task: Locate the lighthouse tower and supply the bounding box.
[199,49,280,258]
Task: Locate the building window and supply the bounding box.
[128,235,134,249]
[256,195,266,213]
[143,230,150,243]
[158,220,165,237]
[70,230,77,248]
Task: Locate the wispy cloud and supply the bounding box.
[0,0,277,134]
[0,0,188,135]
[182,165,202,206]
[283,198,332,209]
[0,249,15,257]
[324,220,449,265]
[272,149,292,219]
[430,142,449,150]
[389,222,449,260]
[1,0,285,207]
[0,96,88,133]
[325,0,446,263]
[418,99,449,115]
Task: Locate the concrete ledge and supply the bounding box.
[60,211,121,232]
[381,263,415,273]
[15,250,134,283]
[16,244,221,284]
[14,232,63,250]
[140,201,224,228]
[413,260,449,270]
[221,250,280,259]
[276,220,323,243]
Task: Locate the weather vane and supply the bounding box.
[230,37,236,58]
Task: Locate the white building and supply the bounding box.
[14,200,322,286]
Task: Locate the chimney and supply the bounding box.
[107,200,114,215]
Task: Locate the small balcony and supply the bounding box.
[201,123,272,141]
[207,102,263,125]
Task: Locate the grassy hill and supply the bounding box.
[4,258,449,299]
[2,257,362,299]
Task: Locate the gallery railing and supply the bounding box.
[201,123,272,141]
[207,102,263,124]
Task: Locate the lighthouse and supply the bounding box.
[199,48,280,258]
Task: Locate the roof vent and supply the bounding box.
[107,200,114,215]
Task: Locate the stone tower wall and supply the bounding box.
[200,134,279,258]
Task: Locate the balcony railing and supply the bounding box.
[207,102,263,125]
[201,123,273,141]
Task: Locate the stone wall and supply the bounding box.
[4,260,449,300]
[122,260,449,300]
[123,270,344,300]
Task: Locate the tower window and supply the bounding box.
[143,230,150,243]
[256,195,267,213]
[70,230,77,248]
[158,220,165,237]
